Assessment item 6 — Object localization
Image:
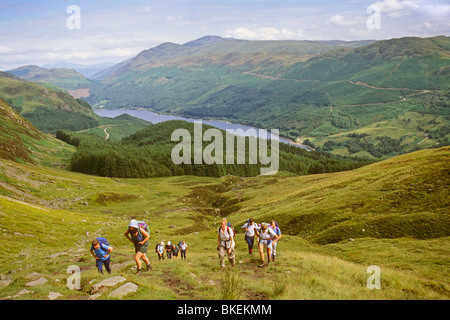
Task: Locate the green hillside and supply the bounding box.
[7,65,94,90]
[0,74,100,134]
[0,98,75,165]
[0,73,151,138]
[283,36,450,89]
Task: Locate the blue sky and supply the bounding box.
[0,0,449,70]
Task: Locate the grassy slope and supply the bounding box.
[7,65,93,90]
[0,145,448,300]
[0,77,95,116]
[0,98,75,166]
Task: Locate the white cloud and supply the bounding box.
[421,3,450,17]
[0,46,14,54]
[371,0,420,18]
[423,22,432,29]
[329,15,357,26]
[225,27,304,40]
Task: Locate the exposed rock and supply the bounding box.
[48,252,67,259]
[25,272,43,280]
[0,279,12,287]
[90,276,126,295]
[48,292,63,300]
[1,289,33,300]
[108,282,138,298]
[26,277,48,287]
[0,273,12,287]
[111,261,134,270]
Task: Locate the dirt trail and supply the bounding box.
[243,71,434,93]
[243,71,434,108]
[103,127,110,140]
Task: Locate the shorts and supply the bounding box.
[135,242,149,254]
[259,239,272,249]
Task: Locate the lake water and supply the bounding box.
[94,109,310,150]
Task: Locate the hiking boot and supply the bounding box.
[146,264,152,272]
[258,263,265,268]
[136,269,142,276]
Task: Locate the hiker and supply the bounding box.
[90,238,113,274]
[217,218,235,271]
[155,241,165,260]
[269,220,282,261]
[179,240,188,260]
[242,218,258,255]
[173,242,180,259]
[256,222,279,268]
[165,241,174,259]
[124,219,152,275]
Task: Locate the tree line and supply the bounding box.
[57,120,371,179]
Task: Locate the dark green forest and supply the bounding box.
[57,120,371,178]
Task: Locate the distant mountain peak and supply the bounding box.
[182,35,225,47]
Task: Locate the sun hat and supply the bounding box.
[128,219,139,228]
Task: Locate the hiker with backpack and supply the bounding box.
[165,241,174,259]
[155,242,165,260]
[90,237,113,274]
[242,218,258,255]
[256,222,279,268]
[217,218,235,271]
[269,220,282,261]
[179,240,188,260]
[172,242,180,259]
[124,219,152,275]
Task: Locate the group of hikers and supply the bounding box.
[89,219,189,275]
[89,217,281,275]
[155,240,188,260]
[217,218,281,271]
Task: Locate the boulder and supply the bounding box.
[90,276,126,294]
[26,277,48,287]
[48,292,63,300]
[108,282,138,299]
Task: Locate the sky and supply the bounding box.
[0,0,449,70]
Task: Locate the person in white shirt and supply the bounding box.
[242,218,257,255]
[269,220,282,262]
[155,241,165,260]
[179,240,188,260]
[217,218,235,271]
[256,222,279,268]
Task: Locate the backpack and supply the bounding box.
[173,245,179,254]
[96,237,109,247]
[136,220,151,239]
[218,226,234,239]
